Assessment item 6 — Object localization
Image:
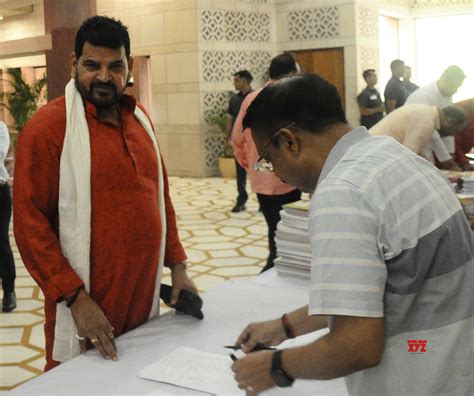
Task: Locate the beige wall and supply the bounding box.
[0,0,472,175]
[0,0,44,42]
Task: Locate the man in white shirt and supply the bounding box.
[0,121,16,312]
[406,65,465,158]
[370,104,467,170]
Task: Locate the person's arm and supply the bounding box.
[454,135,471,170]
[359,106,384,116]
[0,122,10,163]
[430,130,453,163]
[385,99,396,114]
[227,114,234,136]
[232,316,384,394]
[13,119,84,303]
[235,305,327,353]
[160,156,198,302]
[231,97,251,168]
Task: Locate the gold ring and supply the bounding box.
[75,334,86,341]
[107,332,114,339]
[90,337,99,344]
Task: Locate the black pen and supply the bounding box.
[224,343,276,352]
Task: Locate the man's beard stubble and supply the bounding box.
[74,72,124,109]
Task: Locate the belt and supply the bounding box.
[0,180,8,186]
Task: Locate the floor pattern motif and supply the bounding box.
[0,177,267,392]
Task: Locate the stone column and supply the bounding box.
[43,0,96,100]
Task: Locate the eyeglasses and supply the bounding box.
[253,122,296,173]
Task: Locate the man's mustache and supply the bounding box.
[91,82,116,91]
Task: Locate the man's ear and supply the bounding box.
[279,128,300,154]
[70,52,78,79]
[127,56,134,78]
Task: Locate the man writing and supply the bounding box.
[14,16,197,371]
[227,70,253,213]
[406,65,466,162]
[453,99,474,170]
[231,74,473,395]
[370,103,466,170]
[357,69,384,129]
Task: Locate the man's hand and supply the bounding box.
[235,319,286,353]
[170,263,198,306]
[70,288,118,361]
[440,158,462,171]
[232,350,275,396]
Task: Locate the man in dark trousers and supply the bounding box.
[227,70,253,213]
[384,59,408,113]
[0,120,16,312]
[357,69,384,128]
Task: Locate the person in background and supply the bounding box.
[230,74,473,396]
[403,65,419,95]
[227,70,253,213]
[406,65,466,160]
[454,99,474,170]
[357,69,384,129]
[383,59,408,113]
[0,121,16,312]
[13,16,197,371]
[232,53,301,273]
[370,104,466,170]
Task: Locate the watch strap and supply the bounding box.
[271,350,294,387]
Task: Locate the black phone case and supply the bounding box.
[160,284,204,320]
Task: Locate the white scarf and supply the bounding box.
[53,79,166,362]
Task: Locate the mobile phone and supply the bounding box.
[160,284,204,320]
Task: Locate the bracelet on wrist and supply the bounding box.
[66,288,81,308]
[281,313,296,339]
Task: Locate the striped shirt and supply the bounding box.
[309,127,474,396]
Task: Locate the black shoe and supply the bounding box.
[231,204,246,213]
[2,291,16,312]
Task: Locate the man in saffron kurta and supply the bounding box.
[13,16,197,371]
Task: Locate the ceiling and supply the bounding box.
[0,0,35,19]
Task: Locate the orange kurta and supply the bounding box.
[13,95,186,371]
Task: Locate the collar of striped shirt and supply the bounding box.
[316,126,371,191]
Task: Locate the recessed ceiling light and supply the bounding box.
[0,15,4,20]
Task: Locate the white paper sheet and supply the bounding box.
[139,347,244,395]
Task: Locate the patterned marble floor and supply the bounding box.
[0,177,268,392]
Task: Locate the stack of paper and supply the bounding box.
[461,174,474,194]
[275,200,311,279]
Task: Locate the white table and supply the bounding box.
[11,271,348,395]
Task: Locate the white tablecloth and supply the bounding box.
[11,272,348,395]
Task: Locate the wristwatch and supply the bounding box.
[270,350,294,387]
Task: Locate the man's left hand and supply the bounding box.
[170,263,198,306]
[232,350,275,396]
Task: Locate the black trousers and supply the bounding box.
[0,183,15,293]
[235,160,248,206]
[257,188,301,273]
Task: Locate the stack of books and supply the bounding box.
[461,174,474,194]
[274,200,311,279]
